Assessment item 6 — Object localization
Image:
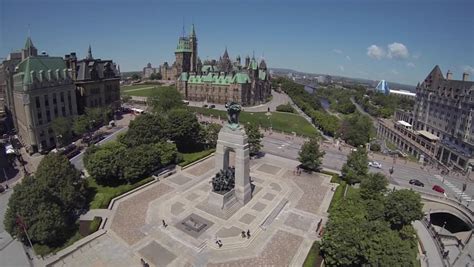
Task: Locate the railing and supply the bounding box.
[421,218,451,267]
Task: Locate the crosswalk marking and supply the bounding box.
[434,175,472,202]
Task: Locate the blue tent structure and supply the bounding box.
[375,80,390,95]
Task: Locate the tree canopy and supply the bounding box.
[384,189,423,229]
[51,116,73,147]
[167,109,202,152]
[341,148,369,184]
[120,113,169,147]
[338,113,374,147]
[4,154,86,247]
[298,137,325,171]
[244,123,264,155]
[151,86,183,113]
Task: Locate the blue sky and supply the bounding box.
[1,0,473,85]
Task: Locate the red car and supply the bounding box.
[432,185,445,194]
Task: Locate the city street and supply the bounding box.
[261,134,474,206]
[69,126,129,170]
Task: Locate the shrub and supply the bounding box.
[276,103,295,113]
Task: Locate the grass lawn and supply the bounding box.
[86,176,154,209]
[303,242,323,267]
[188,107,318,137]
[121,85,176,97]
[33,230,84,256]
[179,148,215,167]
[120,84,156,91]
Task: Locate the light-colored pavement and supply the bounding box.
[413,220,444,267]
[188,90,290,113]
[47,154,336,266]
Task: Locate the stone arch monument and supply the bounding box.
[209,102,252,209]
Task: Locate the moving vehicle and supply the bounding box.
[432,185,445,194]
[409,179,424,187]
[52,143,81,159]
[368,161,382,169]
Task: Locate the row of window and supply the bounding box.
[35,91,73,125]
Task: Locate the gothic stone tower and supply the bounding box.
[189,24,198,73]
[175,37,192,78]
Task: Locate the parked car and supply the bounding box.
[368,161,382,169]
[432,185,445,194]
[203,104,208,108]
[209,104,216,109]
[409,179,424,187]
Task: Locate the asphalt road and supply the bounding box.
[261,135,474,205]
[69,126,129,170]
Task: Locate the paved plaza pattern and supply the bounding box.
[52,154,336,267]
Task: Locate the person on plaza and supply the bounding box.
[241,231,246,238]
[246,229,251,239]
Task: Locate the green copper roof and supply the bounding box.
[14,56,67,86]
[233,73,250,84]
[258,69,267,80]
[201,64,219,73]
[190,24,196,38]
[24,37,35,50]
[250,59,258,70]
[178,72,189,81]
[175,37,192,53]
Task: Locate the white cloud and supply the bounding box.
[391,69,399,75]
[338,65,345,72]
[462,65,474,74]
[407,62,415,68]
[345,55,351,61]
[367,45,385,60]
[412,53,421,59]
[387,42,409,59]
[332,49,343,54]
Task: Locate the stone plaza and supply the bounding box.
[50,152,336,267]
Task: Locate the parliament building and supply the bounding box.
[162,25,271,106]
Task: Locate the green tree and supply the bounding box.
[84,141,126,185]
[51,117,73,147]
[360,173,388,200]
[360,220,414,266]
[72,115,91,136]
[338,114,373,147]
[321,196,367,266]
[298,137,325,171]
[167,109,202,152]
[151,86,183,113]
[341,148,369,184]
[202,123,222,148]
[131,73,141,80]
[244,123,264,155]
[4,155,86,247]
[149,73,162,80]
[120,113,168,147]
[385,189,423,229]
[35,153,86,212]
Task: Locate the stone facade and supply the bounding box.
[377,65,474,172]
[163,25,271,106]
[142,63,158,79]
[64,46,121,115]
[12,56,78,153]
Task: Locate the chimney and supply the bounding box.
[463,72,469,81]
[446,70,453,80]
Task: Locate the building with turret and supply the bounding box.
[163,25,271,106]
[64,46,121,115]
[12,54,78,153]
[377,65,474,172]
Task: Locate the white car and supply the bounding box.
[368,161,382,169]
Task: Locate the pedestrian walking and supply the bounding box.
[241,231,246,238]
[162,219,168,228]
[246,229,251,239]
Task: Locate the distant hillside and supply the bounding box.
[120,71,141,78]
[270,68,416,92]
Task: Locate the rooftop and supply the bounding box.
[417,130,439,141]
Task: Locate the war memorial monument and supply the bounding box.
[47,103,336,266]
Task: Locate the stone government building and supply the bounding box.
[377,66,474,172]
[162,25,271,106]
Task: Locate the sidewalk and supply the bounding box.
[412,220,444,267]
